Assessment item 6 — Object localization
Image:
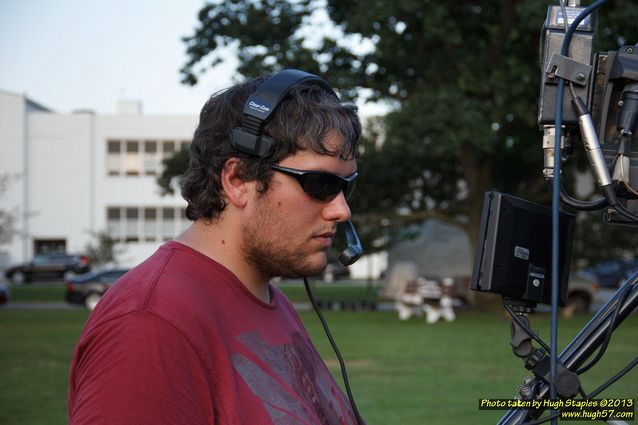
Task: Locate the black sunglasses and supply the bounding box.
[270,164,358,202]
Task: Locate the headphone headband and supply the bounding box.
[231,69,338,157]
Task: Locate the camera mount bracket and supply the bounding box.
[546,52,592,86]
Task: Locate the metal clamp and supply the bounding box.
[546,53,592,86]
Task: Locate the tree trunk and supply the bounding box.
[459,143,493,255]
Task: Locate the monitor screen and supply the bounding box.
[471,191,575,306]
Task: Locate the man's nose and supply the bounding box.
[322,191,351,223]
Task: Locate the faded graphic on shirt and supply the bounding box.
[231,331,354,425]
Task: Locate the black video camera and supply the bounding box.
[538,4,638,224]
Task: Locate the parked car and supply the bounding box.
[64,268,129,311]
[5,253,91,285]
[582,258,638,288]
[565,270,600,314]
[563,258,638,314]
[0,282,10,305]
[321,262,351,282]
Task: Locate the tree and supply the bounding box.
[572,212,638,267]
[178,1,638,255]
[157,146,190,196]
[0,174,17,245]
[84,231,123,268]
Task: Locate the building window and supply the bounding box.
[125,207,139,242]
[107,140,121,176]
[106,205,185,243]
[144,207,157,242]
[107,207,121,237]
[161,207,175,241]
[125,141,140,176]
[106,139,188,177]
[144,141,158,176]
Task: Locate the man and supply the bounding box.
[68,71,363,425]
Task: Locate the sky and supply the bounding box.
[0,0,236,115]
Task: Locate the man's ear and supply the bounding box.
[221,158,250,208]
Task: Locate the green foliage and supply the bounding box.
[83,230,123,268]
[573,211,638,266]
[178,1,638,256]
[0,209,16,246]
[0,173,17,245]
[156,146,190,195]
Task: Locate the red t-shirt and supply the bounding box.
[68,241,358,424]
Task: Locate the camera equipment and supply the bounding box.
[499,273,638,425]
[493,2,638,423]
[538,1,638,223]
[471,192,574,307]
[591,46,638,223]
[538,4,596,127]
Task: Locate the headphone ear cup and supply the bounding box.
[230,128,274,157]
[254,135,274,157]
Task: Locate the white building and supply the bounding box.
[0,89,197,269]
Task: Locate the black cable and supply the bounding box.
[303,277,364,425]
[551,0,610,406]
[578,387,587,399]
[546,178,608,211]
[559,1,579,106]
[586,355,638,398]
[560,185,607,210]
[522,355,638,425]
[503,299,551,353]
[613,201,638,223]
[575,282,634,374]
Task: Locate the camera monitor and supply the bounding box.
[471,192,575,306]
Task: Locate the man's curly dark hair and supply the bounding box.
[181,75,362,221]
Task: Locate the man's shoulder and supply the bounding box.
[87,241,237,326]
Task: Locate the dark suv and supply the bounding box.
[582,258,638,288]
[65,268,129,311]
[4,253,91,285]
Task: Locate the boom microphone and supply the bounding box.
[339,220,363,266]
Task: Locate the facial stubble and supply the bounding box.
[241,195,328,280]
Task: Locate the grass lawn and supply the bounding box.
[305,311,637,424]
[277,280,380,303]
[0,307,635,424]
[8,280,382,304]
[9,285,67,303]
[0,309,90,425]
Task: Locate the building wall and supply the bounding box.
[28,112,94,255]
[0,90,197,269]
[93,114,195,266]
[0,91,27,266]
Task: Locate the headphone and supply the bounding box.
[230,69,362,266]
[230,69,337,157]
